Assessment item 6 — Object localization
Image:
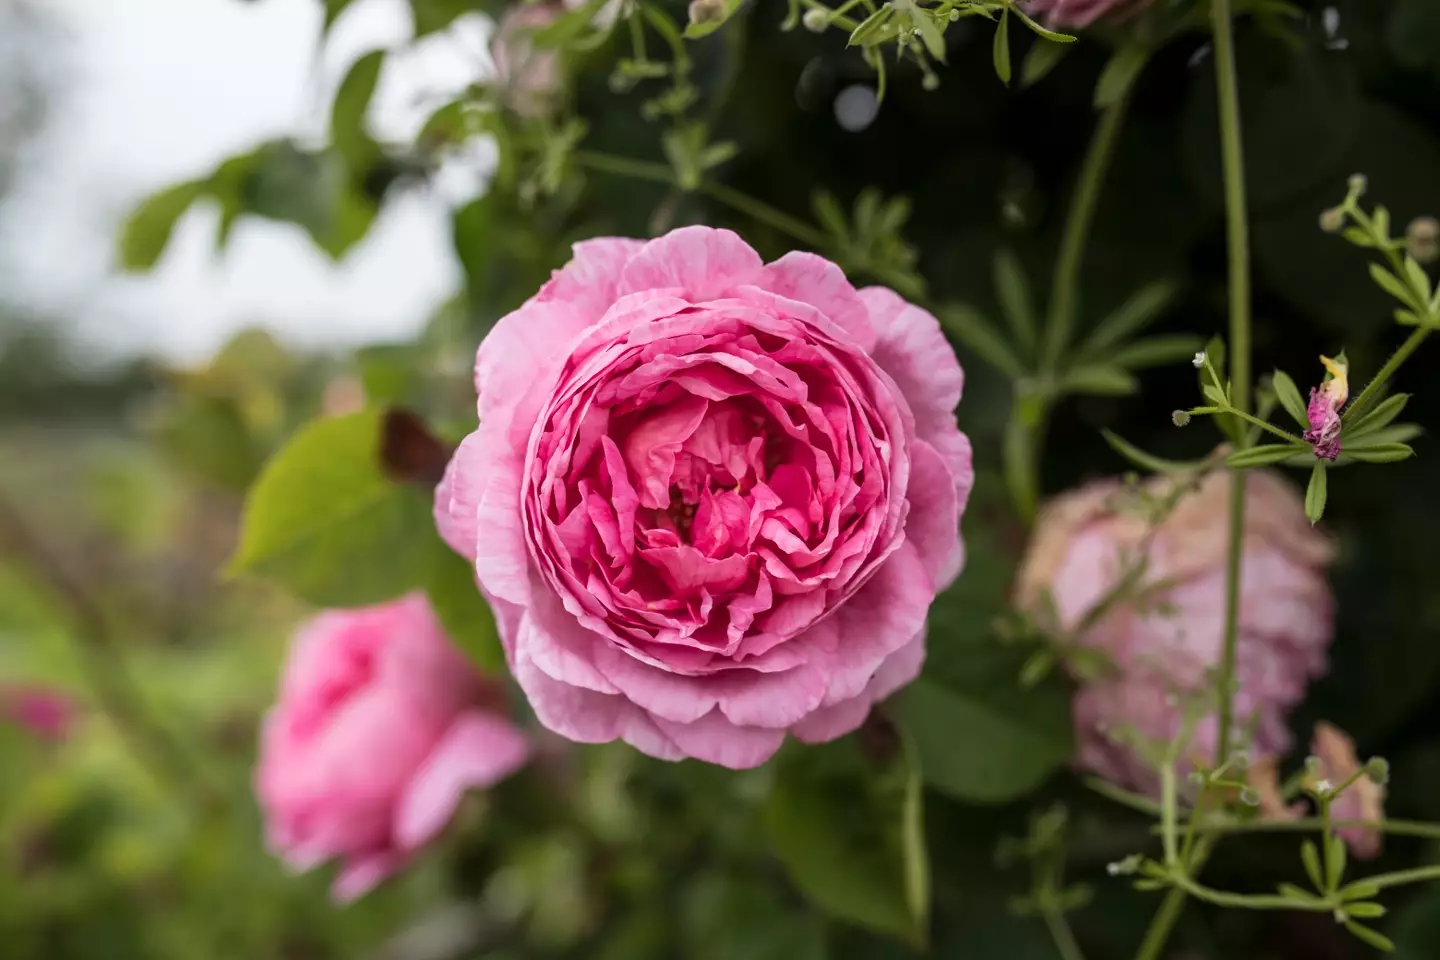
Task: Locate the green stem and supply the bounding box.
[1133,887,1191,960]
[1169,875,1330,912]
[1210,0,1251,769]
[573,149,673,183]
[1183,817,1440,840]
[1343,326,1432,424]
[1161,762,1179,866]
[701,180,831,248]
[1189,407,1303,445]
[1366,863,1440,892]
[1042,93,1130,371]
[1040,902,1087,960]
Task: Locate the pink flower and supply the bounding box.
[1308,722,1385,860]
[435,226,973,769]
[256,595,531,901]
[1303,355,1348,462]
[1023,0,1150,29]
[491,3,564,116]
[1016,469,1335,792]
[3,685,75,742]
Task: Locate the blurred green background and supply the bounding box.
[6,0,1440,957]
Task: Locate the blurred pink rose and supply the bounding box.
[1017,469,1335,792]
[3,685,75,742]
[1024,0,1150,29]
[491,2,564,115]
[256,595,531,901]
[1308,722,1385,860]
[436,226,973,769]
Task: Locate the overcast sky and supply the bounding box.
[0,0,494,363]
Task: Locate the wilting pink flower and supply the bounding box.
[1024,0,1150,29]
[435,226,973,769]
[3,685,75,742]
[256,595,530,901]
[1308,722,1385,860]
[1016,469,1335,792]
[1303,355,1348,461]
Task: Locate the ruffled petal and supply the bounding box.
[618,226,764,301]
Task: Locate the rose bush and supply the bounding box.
[256,595,531,901]
[1016,469,1335,791]
[435,226,972,769]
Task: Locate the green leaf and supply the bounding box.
[1271,370,1310,428]
[331,50,385,174]
[1094,44,1148,109]
[683,0,744,38]
[1347,902,1388,919]
[1227,444,1306,468]
[1405,255,1434,304]
[1344,920,1396,952]
[847,6,893,46]
[1301,840,1324,891]
[1348,393,1409,438]
[1012,6,1076,43]
[155,393,262,491]
[1080,279,1178,354]
[1203,383,1229,407]
[993,249,1036,355]
[324,0,359,32]
[426,540,504,673]
[765,734,928,947]
[1346,424,1422,448]
[1061,365,1139,396]
[939,304,1025,379]
[1100,429,1210,474]
[118,179,207,271]
[991,8,1012,85]
[1371,262,1421,309]
[1110,334,1205,370]
[229,410,436,606]
[1346,442,1414,463]
[1020,34,1071,87]
[410,0,481,37]
[912,9,947,62]
[1305,462,1328,525]
[895,676,1073,804]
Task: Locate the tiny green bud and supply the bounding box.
[1348,173,1368,195]
[1365,757,1390,786]
[1319,207,1346,233]
[801,7,829,31]
[1172,410,1192,427]
[688,0,727,24]
[947,7,959,19]
[1239,787,1260,807]
[1106,854,1143,876]
[922,73,940,91]
[1406,216,1439,264]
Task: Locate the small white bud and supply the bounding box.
[1239,788,1260,807]
[1348,173,1368,195]
[801,7,829,31]
[1192,351,1206,369]
[1316,778,1334,796]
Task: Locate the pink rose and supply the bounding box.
[1023,0,1150,29]
[256,594,531,901]
[491,2,565,116]
[1016,469,1335,792]
[3,685,75,742]
[436,226,973,769]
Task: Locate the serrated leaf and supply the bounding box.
[1094,44,1148,109]
[765,735,929,948]
[229,410,435,606]
[1348,393,1409,437]
[1021,34,1070,86]
[896,676,1072,804]
[1081,280,1178,354]
[1346,442,1414,463]
[331,50,384,174]
[119,179,208,271]
[1344,920,1395,952]
[993,249,1036,355]
[1305,462,1328,524]
[992,8,1012,85]
[1110,334,1205,370]
[1100,429,1209,474]
[1228,444,1306,468]
[939,304,1025,379]
[1271,370,1310,428]
[1371,262,1421,309]
[1061,364,1138,396]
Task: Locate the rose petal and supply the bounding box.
[618,226,764,300]
[758,251,877,351]
[906,440,963,591]
[651,709,787,769]
[393,712,532,850]
[536,237,647,321]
